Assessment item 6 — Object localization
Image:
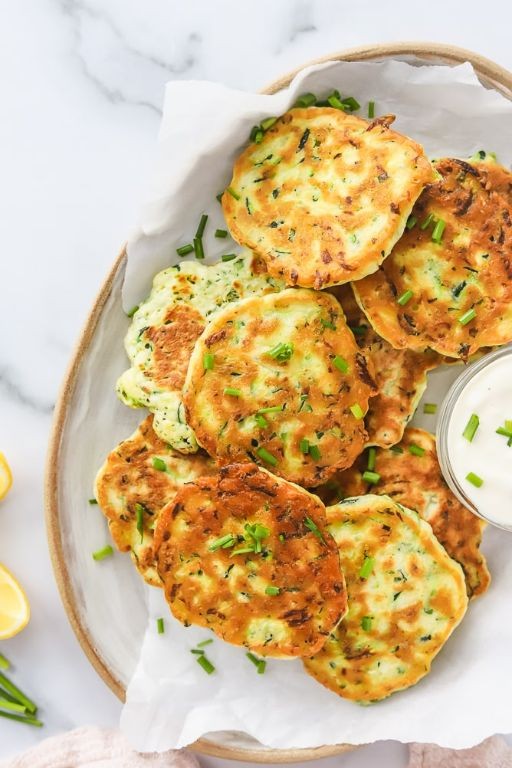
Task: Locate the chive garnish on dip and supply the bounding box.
[463,413,479,442]
[466,472,483,488]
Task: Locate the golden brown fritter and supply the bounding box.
[154,463,347,657]
[95,416,215,586]
[304,495,468,703]
[183,288,377,487]
[318,428,490,599]
[353,157,512,359]
[222,108,435,289]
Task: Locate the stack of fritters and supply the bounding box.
[95,102,508,704]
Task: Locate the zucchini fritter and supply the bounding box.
[222,108,434,289]
[304,495,468,702]
[154,463,347,657]
[319,428,490,599]
[95,416,215,586]
[116,252,284,452]
[183,289,377,487]
[353,157,512,359]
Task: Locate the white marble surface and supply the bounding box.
[1,0,512,764]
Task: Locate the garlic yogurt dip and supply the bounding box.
[437,344,512,530]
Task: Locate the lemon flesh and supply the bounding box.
[0,565,30,639]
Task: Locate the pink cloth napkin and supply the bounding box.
[0,727,200,768]
[2,729,512,767]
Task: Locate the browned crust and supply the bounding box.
[144,305,205,391]
[45,44,512,761]
[155,463,347,658]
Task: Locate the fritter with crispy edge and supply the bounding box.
[222,108,434,289]
[154,463,347,657]
[318,428,490,599]
[353,157,512,359]
[95,416,215,586]
[470,151,512,204]
[183,288,377,487]
[329,284,441,447]
[116,251,284,452]
[304,494,468,703]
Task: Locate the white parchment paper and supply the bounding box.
[121,59,512,751]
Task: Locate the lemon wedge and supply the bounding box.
[0,452,12,501]
[0,565,30,639]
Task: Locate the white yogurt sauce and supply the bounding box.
[447,354,512,529]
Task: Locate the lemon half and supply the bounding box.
[0,452,12,500]
[0,564,30,639]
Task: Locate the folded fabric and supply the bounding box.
[0,727,200,768]
[409,736,512,767]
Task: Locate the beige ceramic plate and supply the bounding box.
[45,43,512,762]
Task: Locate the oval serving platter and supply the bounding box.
[45,43,512,763]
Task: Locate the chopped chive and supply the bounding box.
[0,654,9,671]
[362,470,380,485]
[256,447,278,466]
[463,413,479,442]
[333,355,349,373]
[359,556,374,580]
[368,101,375,118]
[299,438,309,454]
[420,213,435,230]
[267,342,294,361]
[496,427,512,439]
[126,305,139,318]
[406,215,417,230]
[279,533,285,542]
[92,545,113,562]
[88,498,98,505]
[203,352,214,370]
[349,325,367,337]
[135,503,144,543]
[152,457,167,471]
[265,585,280,596]
[397,289,413,306]
[215,229,228,238]
[246,652,266,674]
[195,214,208,239]
[350,403,364,419]
[506,420,512,432]
[327,93,344,110]
[209,534,235,552]
[221,253,237,262]
[390,445,404,454]
[224,387,242,397]
[0,711,43,727]
[309,444,321,461]
[257,405,283,414]
[432,219,446,244]
[409,444,425,457]
[0,672,36,715]
[459,308,476,326]
[250,125,263,143]
[342,96,360,112]
[367,447,376,471]
[232,546,255,556]
[191,649,205,655]
[156,618,165,634]
[361,616,372,631]
[176,243,194,256]
[466,472,483,488]
[197,638,214,648]
[226,187,240,200]
[295,92,317,108]
[321,318,337,330]
[0,697,26,714]
[423,403,437,415]
[304,516,325,543]
[193,236,204,260]
[261,116,278,131]
[255,414,268,429]
[196,655,215,674]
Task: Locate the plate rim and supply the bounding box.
[45,42,512,763]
